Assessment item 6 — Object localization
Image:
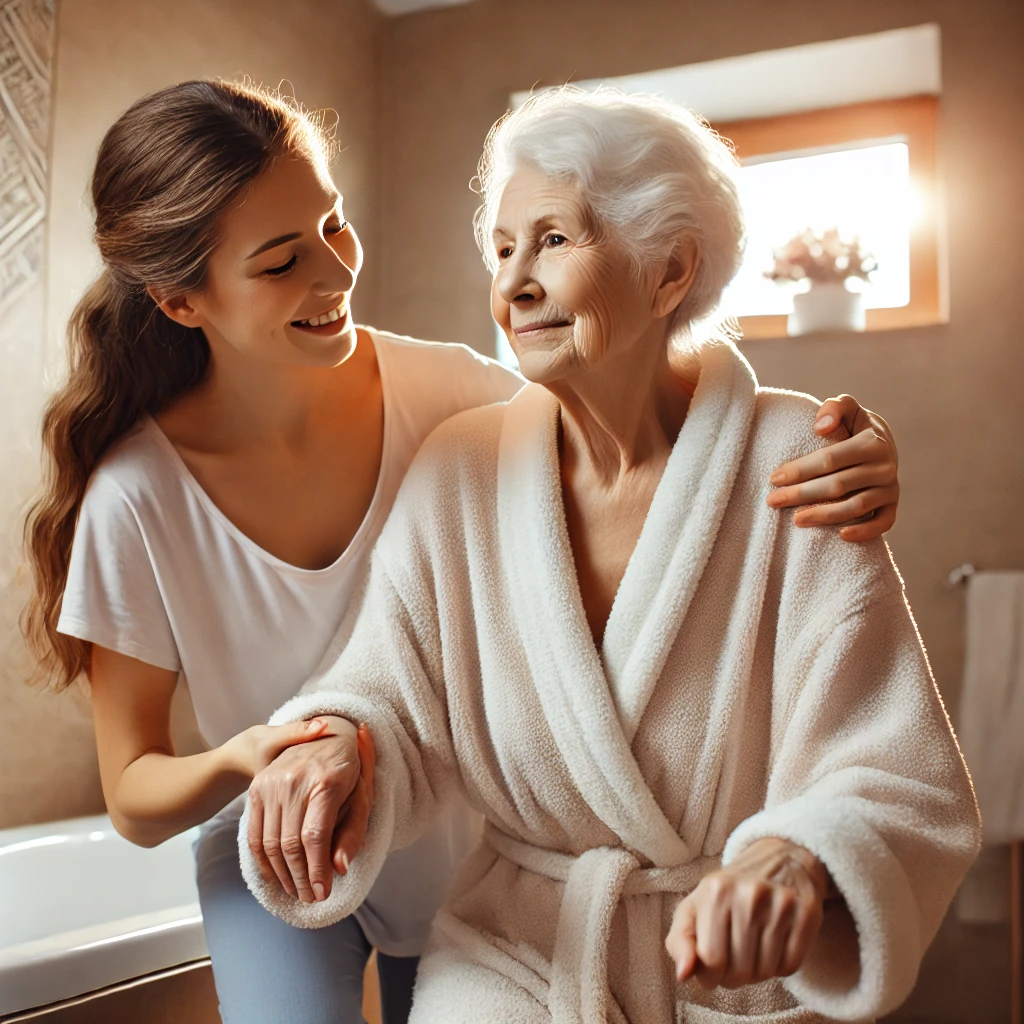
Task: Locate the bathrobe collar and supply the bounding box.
[496,341,758,866]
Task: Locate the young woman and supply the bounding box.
[23,80,900,1024]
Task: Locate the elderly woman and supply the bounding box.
[239,88,980,1023]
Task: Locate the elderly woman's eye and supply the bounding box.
[546,234,567,247]
[498,246,513,260]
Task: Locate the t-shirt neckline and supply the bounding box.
[142,325,394,578]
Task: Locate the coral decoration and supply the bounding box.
[765,227,878,286]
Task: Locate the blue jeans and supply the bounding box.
[194,817,419,1024]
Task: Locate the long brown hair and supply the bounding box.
[22,79,329,689]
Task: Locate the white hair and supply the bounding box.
[473,86,746,335]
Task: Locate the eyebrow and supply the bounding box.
[245,232,301,260]
[492,214,562,242]
[245,192,344,260]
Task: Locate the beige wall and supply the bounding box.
[0,0,382,831]
[372,1,1023,1020]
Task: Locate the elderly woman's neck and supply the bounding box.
[552,338,694,481]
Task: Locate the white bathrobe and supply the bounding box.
[239,341,980,1024]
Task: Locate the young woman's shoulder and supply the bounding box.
[83,417,177,512]
[369,326,523,410]
[58,418,181,671]
[372,401,508,565]
[376,397,507,539]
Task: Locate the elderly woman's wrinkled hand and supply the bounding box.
[767,395,899,543]
[246,717,375,904]
[664,837,830,990]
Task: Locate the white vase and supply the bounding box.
[787,283,865,336]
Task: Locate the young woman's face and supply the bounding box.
[188,148,363,368]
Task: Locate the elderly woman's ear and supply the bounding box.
[653,237,702,320]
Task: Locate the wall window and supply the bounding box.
[714,95,944,338]
[720,142,913,319]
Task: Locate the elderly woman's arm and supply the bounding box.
[675,560,980,1021]
[238,544,458,928]
[770,395,899,541]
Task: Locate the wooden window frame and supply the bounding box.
[713,95,945,340]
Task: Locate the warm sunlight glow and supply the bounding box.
[720,142,913,319]
[495,323,518,369]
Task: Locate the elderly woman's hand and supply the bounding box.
[767,395,899,543]
[246,717,376,904]
[664,837,830,990]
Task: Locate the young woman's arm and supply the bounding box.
[89,644,329,847]
[771,395,899,542]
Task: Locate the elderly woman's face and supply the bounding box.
[490,164,666,385]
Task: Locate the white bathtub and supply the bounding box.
[0,814,208,1016]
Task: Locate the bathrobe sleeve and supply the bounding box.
[237,477,461,929]
[721,538,982,1022]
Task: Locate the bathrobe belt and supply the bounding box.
[482,822,719,1024]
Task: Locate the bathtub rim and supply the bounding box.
[0,812,208,1017]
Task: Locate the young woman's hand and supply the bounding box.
[225,717,331,778]
[767,395,899,543]
[245,717,374,904]
[331,722,376,877]
[664,837,830,990]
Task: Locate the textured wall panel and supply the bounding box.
[0,0,52,315]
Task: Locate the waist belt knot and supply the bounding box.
[484,822,719,1024]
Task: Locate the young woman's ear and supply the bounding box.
[653,237,701,320]
[147,287,203,329]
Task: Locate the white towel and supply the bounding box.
[958,571,1024,844]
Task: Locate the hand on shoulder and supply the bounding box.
[767,395,899,543]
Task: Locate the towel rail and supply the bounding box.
[945,562,977,587]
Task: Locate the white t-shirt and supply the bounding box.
[57,328,522,956]
[58,328,522,746]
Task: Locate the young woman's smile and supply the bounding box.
[288,300,351,338]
